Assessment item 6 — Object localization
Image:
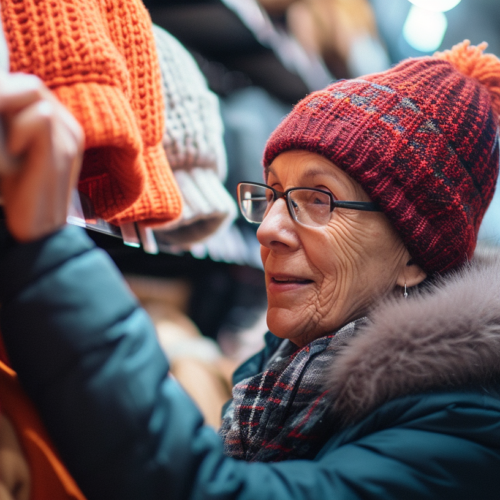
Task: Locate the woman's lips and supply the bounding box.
[271,277,312,284]
[268,274,314,292]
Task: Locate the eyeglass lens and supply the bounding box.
[238,184,332,227]
[291,189,331,226]
[238,184,270,223]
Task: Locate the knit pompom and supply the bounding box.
[435,40,500,120]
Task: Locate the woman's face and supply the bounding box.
[257,150,415,347]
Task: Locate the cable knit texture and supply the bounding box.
[0,0,182,224]
[264,41,500,274]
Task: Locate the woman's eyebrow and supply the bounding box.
[301,167,350,191]
[266,165,350,191]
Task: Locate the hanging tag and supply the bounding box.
[66,189,87,228]
[137,224,159,254]
[121,222,141,248]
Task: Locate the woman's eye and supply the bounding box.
[313,196,329,205]
[316,186,336,199]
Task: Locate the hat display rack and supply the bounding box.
[66,0,332,268]
[0,0,330,269]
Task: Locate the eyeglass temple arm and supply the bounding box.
[333,201,381,212]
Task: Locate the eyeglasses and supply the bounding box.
[237,182,381,228]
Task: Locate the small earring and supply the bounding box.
[403,283,408,299]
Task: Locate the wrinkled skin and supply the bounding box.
[257,150,426,347]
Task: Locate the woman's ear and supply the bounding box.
[396,257,427,288]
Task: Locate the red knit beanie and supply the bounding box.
[264,41,500,274]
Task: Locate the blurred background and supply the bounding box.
[91,0,500,367]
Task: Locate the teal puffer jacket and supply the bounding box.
[1,225,500,500]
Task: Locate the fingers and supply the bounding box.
[0,73,50,115]
[0,72,84,242]
[0,72,83,161]
[7,100,53,159]
[0,74,52,174]
[8,97,83,162]
[2,109,81,241]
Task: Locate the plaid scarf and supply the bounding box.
[219,320,362,462]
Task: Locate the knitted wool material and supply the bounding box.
[264,42,500,274]
[219,320,360,462]
[0,0,182,225]
[151,25,237,246]
[152,25,227,180]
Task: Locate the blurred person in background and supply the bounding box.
[2,40,500,500]
[260,0,390,77]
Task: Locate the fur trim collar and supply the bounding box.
[328,246,500,425]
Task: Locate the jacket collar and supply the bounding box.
[327,245,500,425]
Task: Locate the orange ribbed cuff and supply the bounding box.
[110,142,183,226]
[54,83,146,221]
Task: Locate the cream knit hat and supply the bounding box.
[152,25,237,249]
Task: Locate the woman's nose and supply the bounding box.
[256,198,300,251]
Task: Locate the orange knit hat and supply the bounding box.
[1,0,182,225]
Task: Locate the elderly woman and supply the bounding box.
[1,40,500,499]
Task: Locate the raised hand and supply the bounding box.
[0,73,84,242]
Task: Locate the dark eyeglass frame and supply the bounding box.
[237,181,381,227]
